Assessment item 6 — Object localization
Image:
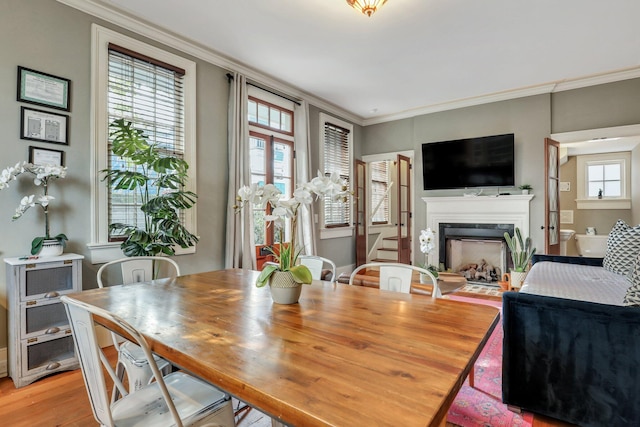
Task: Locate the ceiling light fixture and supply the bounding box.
[346,0,388,17]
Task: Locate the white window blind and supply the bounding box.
[323,122,351,227]
[107,44,185,240]
[370,160,389,224]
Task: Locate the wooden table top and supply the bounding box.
[68,268,499,427]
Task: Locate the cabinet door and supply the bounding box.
[21,299,70,339]
[21,333,75,377]
[20,260,77,302]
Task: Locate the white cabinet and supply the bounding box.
[5,253,83,388]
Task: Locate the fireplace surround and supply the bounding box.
[422,195,534,273]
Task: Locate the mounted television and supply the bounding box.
[422,133,515,190]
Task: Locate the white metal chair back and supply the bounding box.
[348,262,441,298]
[61,295,235,427]
[298,255,337,282]
[96,257,179,400]
[97,256,180,287]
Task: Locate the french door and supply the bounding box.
[544,138,560,255]
[249,131,294,269]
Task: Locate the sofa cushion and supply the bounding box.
[623,254,640,306]
[603,220,640,275]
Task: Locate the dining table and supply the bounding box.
[68,268,500,427]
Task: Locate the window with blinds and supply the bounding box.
[370,160,390,224]
[323,122,351,228]
[107,44,185,240]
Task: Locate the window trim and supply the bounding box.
[87,24,197,263]
[319,112,353,239]
[576,152,631,210]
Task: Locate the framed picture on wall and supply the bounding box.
[20,107,69,145]
[17,66,71,111]
[29,146,65,166]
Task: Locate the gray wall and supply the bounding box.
[363,94,550,259]
[362,79,640,262]
[308,105,362,267]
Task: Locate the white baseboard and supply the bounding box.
[0,347,7,378]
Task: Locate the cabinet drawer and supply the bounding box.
[21,299,70,339]
[21,333,76,377]
[21,260,76,302]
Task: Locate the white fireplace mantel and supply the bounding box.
[422,195,534,266]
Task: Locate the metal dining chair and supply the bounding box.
[298,255,337,282]
[96,256,177,400]
[348,262,441,297]
[61,295,235,427]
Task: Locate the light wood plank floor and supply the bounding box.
[0,345,575,427]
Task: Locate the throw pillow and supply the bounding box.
[603,220,640,275]
[623,253,640,306]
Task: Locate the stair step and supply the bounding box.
[376,248,398,261]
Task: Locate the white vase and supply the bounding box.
[269,271,302,304]
[521,189,530,195]
[509,270,527,289]
[37,239,64,258]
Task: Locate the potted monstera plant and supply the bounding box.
[101,119,198,257]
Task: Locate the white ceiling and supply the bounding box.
[88,0,640,125]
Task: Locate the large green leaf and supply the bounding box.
[256,264,278,287]
[289,265,312,284]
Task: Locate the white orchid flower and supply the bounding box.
[237,185,253,202]
[293,187,313,205]
[37,195,55,207]
[419,228,436,254]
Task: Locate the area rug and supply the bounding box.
[453,283,504,301]
[446,295,533,427]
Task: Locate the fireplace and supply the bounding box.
[439,223,514,284]
[422,195,534,283]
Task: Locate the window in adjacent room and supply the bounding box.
[319,112,353,239]
[576,152,631,210]
[370,160,390,225]
[89,25,197,262]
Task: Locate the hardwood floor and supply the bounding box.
[0,345,576,427]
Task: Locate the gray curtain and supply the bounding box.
[225,73,255,269]
[294,100,317,256]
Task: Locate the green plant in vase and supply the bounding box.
[101,119,198,256]
[504,227,536,272]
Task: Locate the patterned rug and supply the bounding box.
[446,295,533,427]
[453,283,505,300]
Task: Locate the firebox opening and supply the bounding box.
[438,223,515,286]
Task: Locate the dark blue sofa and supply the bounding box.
[502,254,640,426]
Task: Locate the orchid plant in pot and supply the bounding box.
[0,162,68,256]
[418,227,439,281]
[235,172,351,303]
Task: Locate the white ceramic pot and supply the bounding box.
[509,270,527,289]
[37,239,64,258]
[269,271,302,304]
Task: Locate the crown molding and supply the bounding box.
[363,84,557,126]
[55,0,364,126]
[364,66,640,126]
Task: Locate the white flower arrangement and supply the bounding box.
[0,161,68,255]
[418,227,439,277]
[235,171,352,287]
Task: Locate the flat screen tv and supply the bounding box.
[422,133,515,190]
